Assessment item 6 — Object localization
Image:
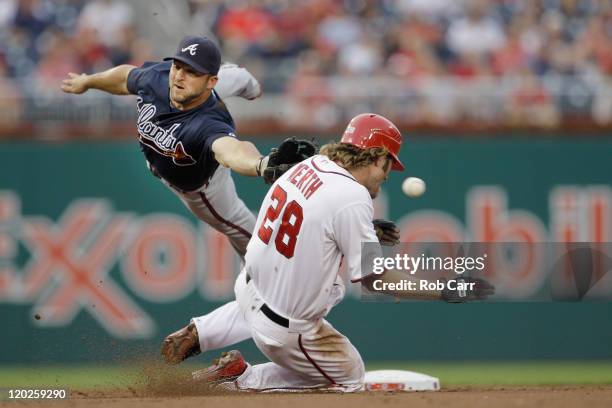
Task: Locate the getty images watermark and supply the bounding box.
[360,242,612,301]
[370,253,487,292]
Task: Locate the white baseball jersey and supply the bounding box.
[245,155,382,321]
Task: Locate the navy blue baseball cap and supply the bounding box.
[164,35,221,75]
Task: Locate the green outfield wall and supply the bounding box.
[0,138,611,364]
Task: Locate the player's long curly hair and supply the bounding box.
[320,142,389,170]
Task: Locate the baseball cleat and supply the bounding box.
[192,350,247,384]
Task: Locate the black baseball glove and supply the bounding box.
[257,138,317,184]
[441,276,495,303]
[373,219,400,246]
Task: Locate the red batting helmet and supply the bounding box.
[340,113,405,171]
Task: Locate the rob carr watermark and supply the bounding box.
[360,242,612,301]
[366,252,488,295]
[370,277,477,292]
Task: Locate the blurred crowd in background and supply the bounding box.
[1,0,611,137]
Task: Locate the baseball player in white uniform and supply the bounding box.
[162,113,494,391]
[162,113,400,391]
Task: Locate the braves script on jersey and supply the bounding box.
[127,61,236,192]
[245,155,382,321]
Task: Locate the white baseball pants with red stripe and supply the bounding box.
[162,166,255,258]
[192,271,365,392]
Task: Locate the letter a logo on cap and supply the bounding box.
[165,35,221,74]
[181,44,199,56]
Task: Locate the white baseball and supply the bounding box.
[402,177,426,198]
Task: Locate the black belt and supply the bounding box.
[246,274,289,328]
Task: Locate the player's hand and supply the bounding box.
[373,219,400,246]
[441,276,495,303]
[60,72,90,94]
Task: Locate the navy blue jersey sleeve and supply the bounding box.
[200,123,237,162]
[126,61,165,95]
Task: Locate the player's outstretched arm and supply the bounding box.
[212,136,317,180]
[211,136,264,177]
[60,64,136,95]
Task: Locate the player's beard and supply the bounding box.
[367,160,391,198]
[169,77,212,109]
[368,159,392,199]
[369,186,380,199]
[365,178,381,198]
[170,86,201,106]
